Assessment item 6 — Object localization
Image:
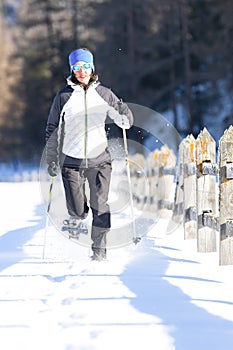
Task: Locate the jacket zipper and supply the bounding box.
[84,87,88,168]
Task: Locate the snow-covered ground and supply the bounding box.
[0,181,233,350]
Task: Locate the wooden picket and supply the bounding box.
[196,128,217,252]
[172,140,184,224]
[129,153,147,210]
[219,126,233,265]
[147,149,159,213]
[166,140,185,234]
[157,145,176,217]
[183,134,197,239]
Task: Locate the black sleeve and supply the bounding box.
[45,92,62,165]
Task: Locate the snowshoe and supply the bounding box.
[61,219,88,239]
[63,218,78,227]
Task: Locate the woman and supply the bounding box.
[46,48,133,261]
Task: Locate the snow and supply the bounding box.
[0,181,233,350]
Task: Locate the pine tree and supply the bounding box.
[0,0,23,160]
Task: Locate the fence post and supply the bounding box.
[170,140,184,223]
[129,153,147,210]
[196,128,217,252]
[219,125,233,265]
[147,149,159,213]
[183,134,197,239]
[158,145,176,218]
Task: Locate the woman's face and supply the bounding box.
[72,61,93,85]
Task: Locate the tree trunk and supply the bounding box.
[179,0,193,134]
[127,0,136,100]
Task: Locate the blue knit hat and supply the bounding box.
[69,48,95,71]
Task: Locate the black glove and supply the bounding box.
[48,161,58,177]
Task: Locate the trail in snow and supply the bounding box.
[0,182,233,350]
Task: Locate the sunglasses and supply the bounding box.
[72,63,91,71]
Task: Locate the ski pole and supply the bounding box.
[43,176,54,258]
[122,123,141,244]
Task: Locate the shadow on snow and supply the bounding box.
[0,203,45,271]
[120,236,233,350]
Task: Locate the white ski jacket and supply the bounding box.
[46,77,133,168]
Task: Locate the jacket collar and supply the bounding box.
[66,76,100,91]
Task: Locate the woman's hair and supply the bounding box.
[70,71,98,85]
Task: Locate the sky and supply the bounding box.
[0,180,233,350]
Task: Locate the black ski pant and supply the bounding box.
[61,163,112,252]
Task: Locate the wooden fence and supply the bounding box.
[130,125,233,266]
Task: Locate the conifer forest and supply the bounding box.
[0,0,232,162]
